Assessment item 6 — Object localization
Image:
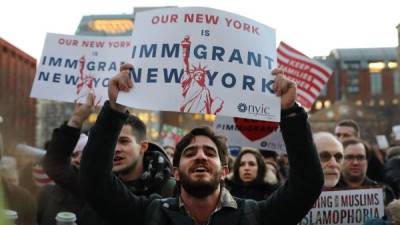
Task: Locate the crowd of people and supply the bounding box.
[0,66,399,225]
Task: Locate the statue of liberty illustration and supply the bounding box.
[179,35,224,114]
[75,56,102,105]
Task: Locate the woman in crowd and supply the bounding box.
[226,148,279,201]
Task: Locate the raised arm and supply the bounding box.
[80,64,151,224]
[258,69,324,225]
[43,94,94,196]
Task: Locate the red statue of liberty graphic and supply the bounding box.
[75,56,102,105]
[179,35,224,114]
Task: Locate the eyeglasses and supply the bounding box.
[318,152,344,163]
[344,155,366,162]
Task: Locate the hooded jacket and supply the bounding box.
[40,122,175,225]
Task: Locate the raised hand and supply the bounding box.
[272,68,297,110]
[108,64,134,112]
[68,93,96,128]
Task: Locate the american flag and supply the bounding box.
[277,42,333,109]
[32,164,54,187]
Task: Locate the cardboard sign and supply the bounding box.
[299,188,384,225]
[118,7,280,122]
[30,33,131,105]
[375,135,389,149]
[214,115,286,154]
[392,125,400,141]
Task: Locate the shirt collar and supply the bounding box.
[178,187,238,211]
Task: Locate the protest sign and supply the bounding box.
[160,124,185,146]
[299,188,384,225]
[214,115,286,154]
[393,124,400,141]
[375,135,389,149]
[277,42,332,109]
[30,33,131,104]
[118,7,280,122]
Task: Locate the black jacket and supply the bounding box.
[80,101,324,225]
[384,158,400,198]
[41,121,175,225]
[225,178,279,201]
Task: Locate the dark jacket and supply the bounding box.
[384,158,400,198]
[37,184,83,225]
[40,122,175,225]
[80,101,324,225]
[225,178,279,201]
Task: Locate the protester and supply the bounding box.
[337,138,395,205]
[259,150,284,184]
[164,145,175,163]
[334,119,360,141]
[384,146,400,198]
[386,199,400,225]
[335,119,385,183]
[80,65,324,225]
[37,133,88,225]
[40,95,175,225]
[313,132,344,189]
[225,148,278,200]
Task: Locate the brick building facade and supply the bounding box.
[0,38,37,154]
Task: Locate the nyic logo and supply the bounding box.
[236,102,271,116]
[237,103,247,113]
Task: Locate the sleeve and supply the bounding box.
[257,108,324,225]
[43,122,81,196]
[80,101,151,224]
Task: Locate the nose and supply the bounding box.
[194,148,208,160]
[326,157,339,167]
[243,163,251,170]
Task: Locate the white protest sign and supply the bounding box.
[30,33,132,104]
[375,135,389,149]
[118,7,280,122]
[214,116,286,154]
[393,125,400,141]
[299,188,384,225]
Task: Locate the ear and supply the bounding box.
[173,167,180,181]
[220,165,229,181]
[140,141,149,154]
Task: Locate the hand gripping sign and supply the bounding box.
[117,7,280,122]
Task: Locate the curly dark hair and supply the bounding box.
[173,126,228,167]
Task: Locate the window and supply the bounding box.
[370,72,382,95]
[344,61,361,70]
[394,70,400,95]
[347,70,359,93]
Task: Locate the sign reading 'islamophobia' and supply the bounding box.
[118,7,280,122]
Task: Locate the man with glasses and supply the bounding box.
[338,138,368,188]
[314,132,344,188]
[337,138,395,205]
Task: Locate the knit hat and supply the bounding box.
[73,133,88,154]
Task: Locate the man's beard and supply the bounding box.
[178,165,221,198]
